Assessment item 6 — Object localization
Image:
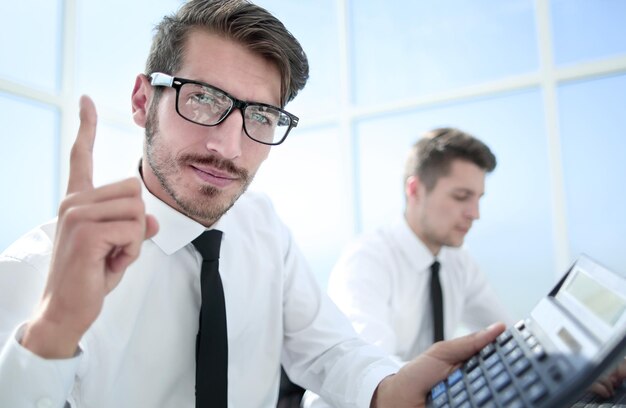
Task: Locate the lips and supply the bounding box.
[191,164,238,188]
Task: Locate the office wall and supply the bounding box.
[1,0,625,320]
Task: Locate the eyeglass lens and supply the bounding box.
[177,82,291,145]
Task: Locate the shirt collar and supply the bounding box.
[136,165,212,255]
[392,216,438,273]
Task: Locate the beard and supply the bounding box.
[144,105,252,225]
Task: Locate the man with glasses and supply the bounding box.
[0,1,504,407]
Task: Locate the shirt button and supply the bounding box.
[36,397,54,408]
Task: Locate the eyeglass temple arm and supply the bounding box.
[150,72,174,87]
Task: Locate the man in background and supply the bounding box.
[329,128,513,363]
[306,127,626,407]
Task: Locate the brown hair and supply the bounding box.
[403,127,497,191]
[145,0,309,107]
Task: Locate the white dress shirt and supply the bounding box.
[0,181,399,408]
[327,217,512,364]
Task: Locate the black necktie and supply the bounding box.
[192,230,228,407]
[430,260,444,343]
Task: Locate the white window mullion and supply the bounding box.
[535,0,570,276]
[58,0,78,200]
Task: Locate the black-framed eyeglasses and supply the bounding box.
[149,72,298,146]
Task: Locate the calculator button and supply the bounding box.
[488,361,505,378]
[433,392,448,407]
[465,356,479,372]
[519,370,539,389]
[471,376,487,393]
[473,385,492,406]
[506,347,523,364]
[484,353,500,369]
[504,398,524,408]
[499,385,518,404]
[431,381,447,399]
[449,380,465,397]
[501,340,516,355]
[447,368,463,386]
[452,389,469,406]
[527,382,549,403]
[511,357,531,376]
[467,366,483,382]
[532,344,547,361]
[480,343,496,359]
[480,401,497,408]
[492,371,512,391]
[497,330,513,345]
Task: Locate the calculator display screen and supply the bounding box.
[556,269,626,327]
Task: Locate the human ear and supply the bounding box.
[131,74,152,128]
[405,175,421,201]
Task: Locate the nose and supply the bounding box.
[465,200,480,221]
[204,108,244,160]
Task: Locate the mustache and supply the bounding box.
[179,153,250,181]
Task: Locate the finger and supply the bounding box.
[62,197,146,225]
[430,322,506,364]
[61,178,142,215]
[106,215,159,276]
[145,214,159,239]
[590,379,613,398]
[67,95,98,195]
[81,219,146,272]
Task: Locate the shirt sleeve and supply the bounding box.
[0,227,80,407]
[278,222,399,408]
[0,324,81,408]
[327,239,401,360]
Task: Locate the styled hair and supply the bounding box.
[403,127,497,192]
[145,0,309,107]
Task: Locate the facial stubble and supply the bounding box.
[144,105,252,225]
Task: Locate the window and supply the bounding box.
[2,0,625,318]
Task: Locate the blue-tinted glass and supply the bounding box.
[0,93,59,252]
[351,0,538,106]
[76,1,180,115]
[252,125,351,286]
[356,89,554,318]
[255,0,341,118]
[558,74,626,274]
[551,0,626,66]
[92,122,144,188]
[0,1,62,93]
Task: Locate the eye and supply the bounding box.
[190,91,219,108]
[247,107,278,127]
[250,112,270,125]
[452,193,471,202]
[187,89,232,115]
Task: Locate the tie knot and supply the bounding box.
[192,230,223,261]
[430,260,440,274]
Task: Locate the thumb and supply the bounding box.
[429,322,506,364]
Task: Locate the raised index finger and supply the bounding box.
[67,95,98,195]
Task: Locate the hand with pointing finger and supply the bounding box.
[21,95,159,359]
